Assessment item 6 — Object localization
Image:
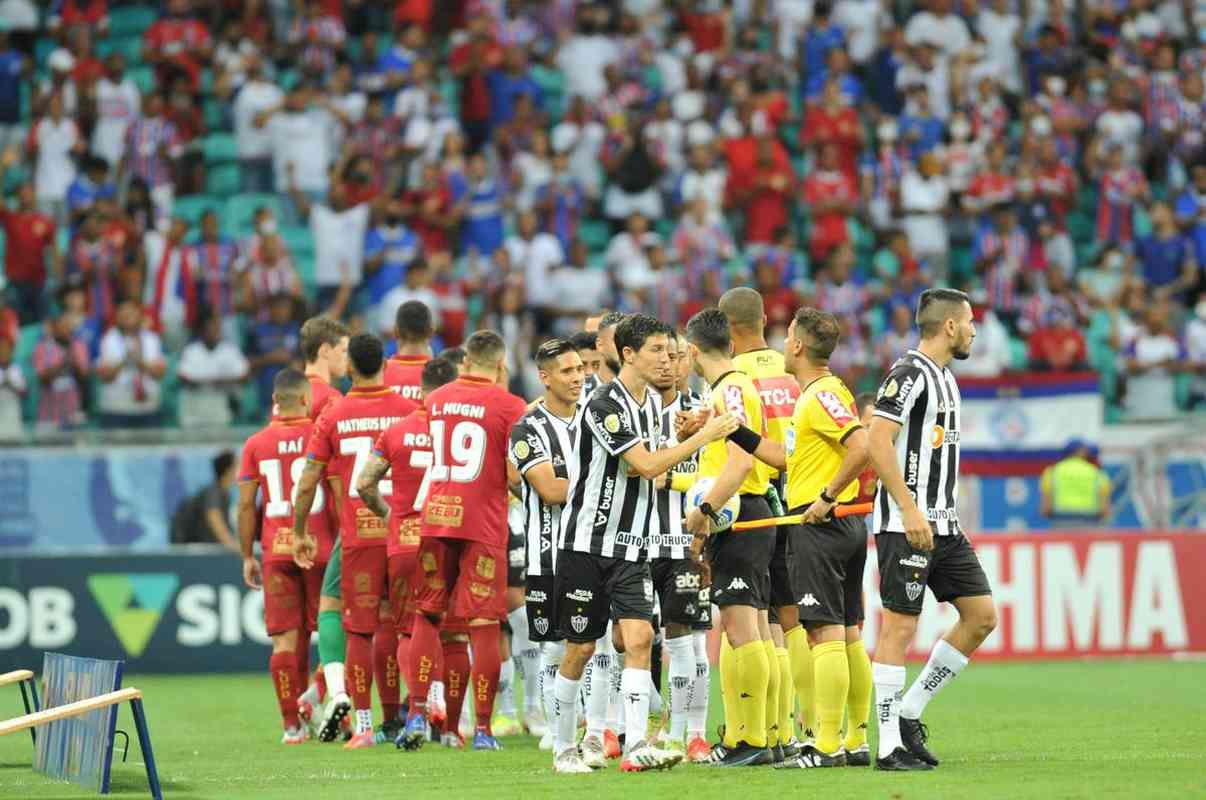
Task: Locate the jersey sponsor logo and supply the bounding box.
[475,555,496,580]
[906,450,919,488]
[594,476,616,528]
[565,589,593,603]
[533,616,549,635]
[927,508,959,522]
[508,547,525,567]
[650,533,693,549]
[513,439,531,460]
[905,580,924,602]
[921,665,953,693]
[726,577,750,591]
[675,571,701,591]
[756,378,799,417]
[614,531,643,548]
[722,384,747,422]
[898,554,929,569]
[643,579,654,601]
[800,593,819,606]
[526,589,548,603]
[816,390,855,425]
[570,614,589,634]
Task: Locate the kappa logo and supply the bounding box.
[726,577,750,591]
[533,616,549,635]
[800,593,820,607]
[570,614,589,634]
[899,554,930,569]
[566,589,594,603]
[87,573,180,658]
[905,580,924,602]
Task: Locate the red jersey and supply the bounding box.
[240,416,335,564]
[382,354,428,411]
[306,386,417,549]
[372,409,432,557]
[421,376,527,545]
[967,172,1015,213]
[0,208,56,284]
[308,374,342,421]
[1036,161,1077,228]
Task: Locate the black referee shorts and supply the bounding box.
[554,549,652,643]
[876,531,993,616]
[791,510,868,628]
[708,494,774,610]
[650,557,709,627]
[524,574,561,643]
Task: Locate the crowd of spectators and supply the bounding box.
[1,0,1206,435]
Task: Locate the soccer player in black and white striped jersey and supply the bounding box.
[548,315,737,774]
[648,332,711,761]
[570,331,604,402]
[507,340,585,756]
[866,289,999,771]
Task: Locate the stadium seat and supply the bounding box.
[109,5,159,37]
[205,163,242,197]
[579,219,610,254]
[129,65,155,93]
[34,38,56,68]
[96,35,144,64]
[173,195,216,226]
[221,193,283,235]
[203,99,229,133]
[279,225,314,257]
[201,133,239,165]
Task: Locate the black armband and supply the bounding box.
[728,424,762,454]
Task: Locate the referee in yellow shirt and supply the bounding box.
[731,308,874,769]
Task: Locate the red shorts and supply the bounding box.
[412,537,506,623]
[388,550,419,635]
[263,560,323,636]
[340,546,389,634]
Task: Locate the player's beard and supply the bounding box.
[952,333,973,360]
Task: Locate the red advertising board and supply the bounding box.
[861,532,1206,660]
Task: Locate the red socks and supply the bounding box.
[346,632,374,714]
[396,634,412,705]
[374,626,401,721]
[443,639,470,735]
[407,614,441,719]
[469,623,502,733]
[269,652,301,728]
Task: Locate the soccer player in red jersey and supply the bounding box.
[397,330,529,751]
[357,357,462,744]
[238,369,336,744]
[383,299,434,408]
[293,334,418,749]
[300,316,349,421]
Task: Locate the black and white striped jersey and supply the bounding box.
[871,348,963,537]
[648,390,703,561]
[560,378,662,563]
[510,400,580,577]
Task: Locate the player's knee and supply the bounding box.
[971,603,998,641]
[272,630,299,653]
[881,610,919,645]
[622,624,653,655]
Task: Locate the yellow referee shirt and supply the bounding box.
[733,349,801,483]
[700,370,770,497]
[786,374,862,510]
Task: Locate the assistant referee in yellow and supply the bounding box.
[730,307,874,769]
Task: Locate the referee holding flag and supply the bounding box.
[732,308,875,769]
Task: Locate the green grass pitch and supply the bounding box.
[2,660,1204,799]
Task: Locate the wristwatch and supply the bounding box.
[819,488,836,504]
[698,502,722,526]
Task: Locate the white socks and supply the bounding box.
[583,648,611,739]
[540,641,565,731]
[607,652,623,732]
[553,672,581,753]
[873,662,906,758]
[322,661,347,700]
[620,667,651,749]
[508,607,541,716]
[900,639,968,720]
[687,630,710,738]
[666,635,695,741]
[497,659,516,717]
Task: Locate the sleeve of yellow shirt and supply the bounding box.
[804,384,861,444]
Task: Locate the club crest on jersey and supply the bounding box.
[905,580,924,602]
[534,616,549,635]
[604,414,622,434]
[570,614,589,634]
[513,439,530,460]
[421,552,438,573]
[476,555,496,580]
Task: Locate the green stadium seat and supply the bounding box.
[97,35,144,64]
[1009,337,1028,370]
[173,195,217,226]
[129,65,155,93]
[203,98,228,133]
[202,133,239,165]
[34,38,56,68]
[110,5,159,37]
[221,193,283,235]
[579,219,610,254]
[280,225,314,256]
[205,163,242,197]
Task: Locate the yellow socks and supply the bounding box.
[784,626,814,736]
[776,646,793,744]
[733,640,770,748]
[813,640,850,755]
[763,640,779,745]
[844,639,873,751]
[719,634,739,748]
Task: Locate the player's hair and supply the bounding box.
[569,331,598,352]
[212,450,236,480]
[615,313,672,357]
[916,288,971,339]
[598,311,626,332]
[464,330,507,368]
[685,308,732,354]
[299,316,349,363]
[421,357,459,393]
[347,333,385,378]
[437,346,466,367]
[855,391,876,412]
[793,307,841,361]
[535,338,576,368]
[394,300,434,343]
[718,287,765,330]
[272,367,309,406]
